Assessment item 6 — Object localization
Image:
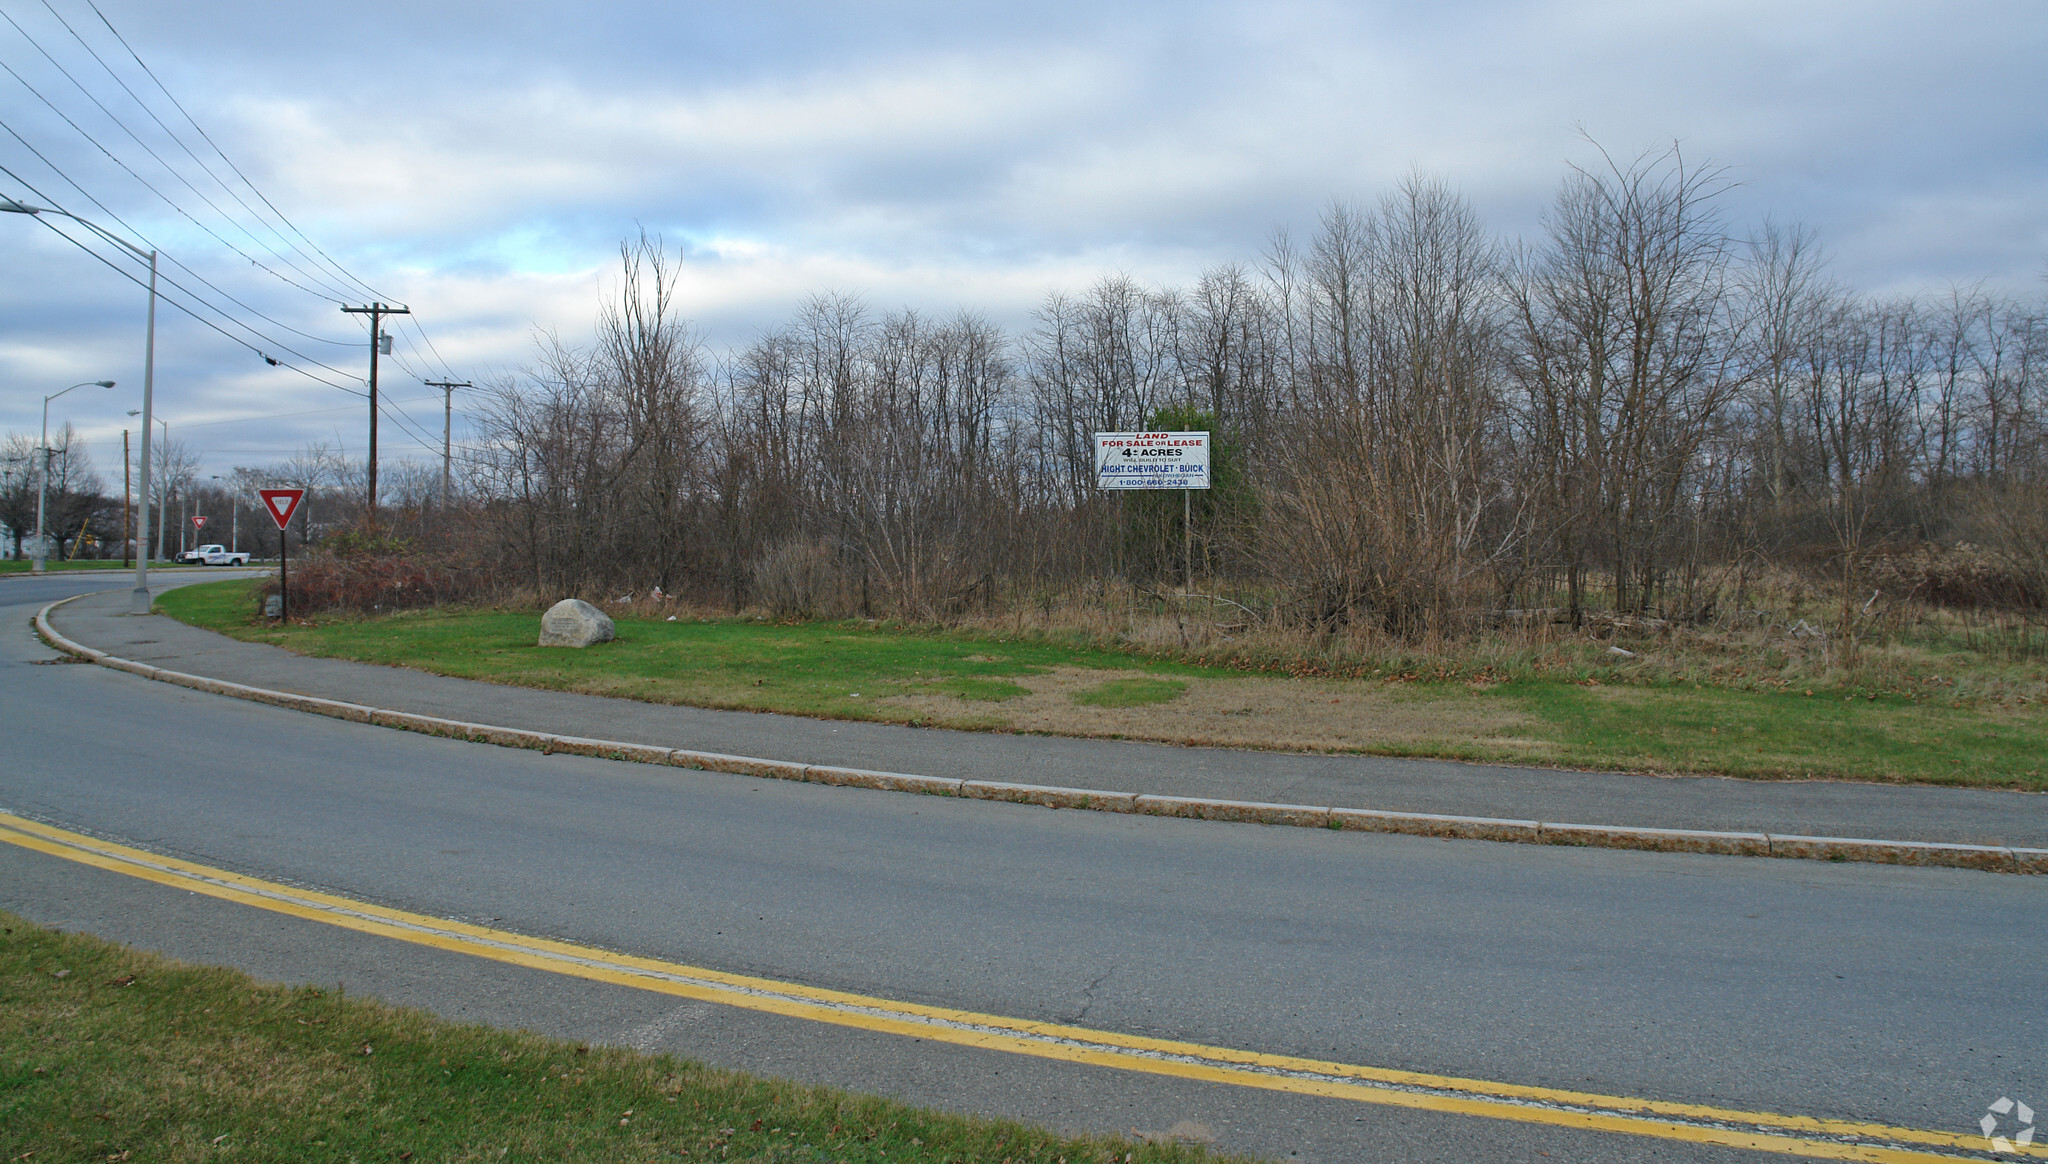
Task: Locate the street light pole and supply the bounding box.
[122,428,132,568]
[2,196,160,611]
[34,380,116,574]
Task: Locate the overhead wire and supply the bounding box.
[0,143,365,384]
[0,43,360,313]
[4,169,367,395]
[81,0,397,306]
[376,331,470,449]
[1,0,478,452]
[2,6,360,309]
[377,409,444,455]
[332,308,453,454]
[158,396,450,430]
[35,0,369,305]
[29,212,368,397]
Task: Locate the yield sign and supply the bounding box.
[258,488,305,530]
[191,514,208,530]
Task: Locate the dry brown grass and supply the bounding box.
[878,665,1545,755]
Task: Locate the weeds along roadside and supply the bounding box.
[213,551,2048,710]
[140,576,2048,795]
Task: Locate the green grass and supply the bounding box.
[155,581,1218,723]
[1,910,1228,1164]
[1,559,137,573]
[156,575,270,623]
[0,560,272,575]
[1070,678,1188,708]
[151,581,2048,790]
[1485,682,2047,787]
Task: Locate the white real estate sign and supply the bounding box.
[1093,431,1210,490]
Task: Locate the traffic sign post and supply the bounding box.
[1094,431,1210,586]
[258,489,305,620]
[191,514,207,531]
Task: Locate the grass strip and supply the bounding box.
[151,581,2048,790]
[1,560,144,574]
[0,562,276,575]
[1,910,1233,1164]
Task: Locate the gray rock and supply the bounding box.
[538,598,616,648]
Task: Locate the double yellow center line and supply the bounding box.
[0,810,2021,1162]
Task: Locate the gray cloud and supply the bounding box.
[3,0,2043,480]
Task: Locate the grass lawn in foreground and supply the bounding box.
[1,911,1225,1163]
[153,580,2048,790]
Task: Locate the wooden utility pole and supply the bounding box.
[340,303,411,524]
[423,380,471,511]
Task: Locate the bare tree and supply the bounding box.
[443,170,2045,634]
[0,434,36,558]
[150,435,201,559]
[1252,175,1513,633]
[1507,143,1747,617]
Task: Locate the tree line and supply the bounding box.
[0,425,443,563]
[456,147,2044,635]
[31,146,2032,632]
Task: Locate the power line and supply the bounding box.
[2,3,476,435]
[0,149,366,385]
[0,44,358,308]
[81,0,394,306]
[33,0,368,305]
[152,396,451,430]
[4,183,369,396]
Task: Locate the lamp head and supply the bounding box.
[94,380,115,388]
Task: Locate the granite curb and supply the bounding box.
[35,595,2044,875]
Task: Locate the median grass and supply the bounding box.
[1,910,1230,1164]
[1,559,137,574]
[0,561,273,575]
[153,580,2048,790]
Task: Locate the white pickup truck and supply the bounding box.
[179,544,251,566]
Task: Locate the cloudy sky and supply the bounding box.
[2,0,2043,488]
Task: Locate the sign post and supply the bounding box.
[258,489,305,620]
[1093,431,1210,586]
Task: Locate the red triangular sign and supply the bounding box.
[258,488,305,530]
[192,514,207,530]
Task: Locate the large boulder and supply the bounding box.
[538,598,615,648]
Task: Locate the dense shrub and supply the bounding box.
[264,525,490,613]
[1866,543,2045,611]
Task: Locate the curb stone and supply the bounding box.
[33,595,2038,875]
[1540,823,1771,858]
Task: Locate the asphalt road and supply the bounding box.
[48,579,2048,847]
[4,573,2043,1163]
